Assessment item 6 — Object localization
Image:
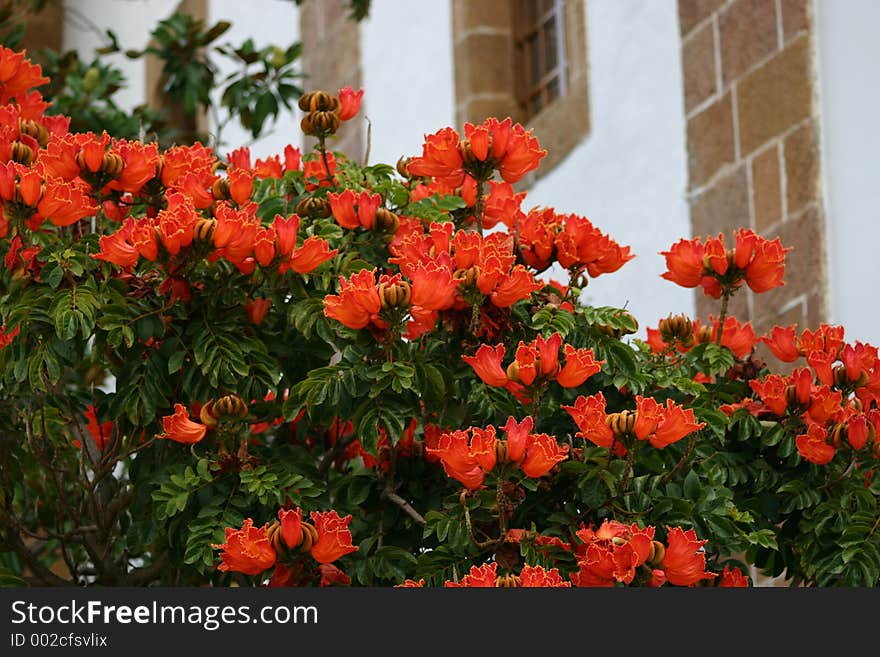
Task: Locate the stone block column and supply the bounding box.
[678,0,828,340]
[299,0,363,162]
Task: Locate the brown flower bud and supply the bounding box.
[659,313,695,346]
[506,361,521,383]
[18,118,49,146]
[194,218,217,243]
[378,281,412,310]
[10,141,33,166]
[212,178,231,200]
[298,91,339,113]
[648,540,666,566]
[452,266,479,288]
[697,325,715,344]
[396,156,412,178]
[495,440,509,464]
[213,394,248,419]
[295,195,332,218]
[833,365,849,389]
[830,423,847,449]
[374,207,400,233]
[300,522,319,552]
[101,152,124,178]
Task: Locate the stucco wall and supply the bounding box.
[815,0,880,346]
[526,0,694,335]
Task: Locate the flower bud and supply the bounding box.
[101,152,124,178]
[212,178,231,200]
[648,540,666,566]
[213,394,248,419]
[396,156,412,178]
[298,90,339,113]
[374,207,400,233]
[295,195,332,218]
[18,118,49,146]
[10,141,33,166]
[194,218,217,243]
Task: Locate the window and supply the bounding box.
[513,0,568,121]
[451,0,589,180]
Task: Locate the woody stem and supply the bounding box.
[715,290,731,345]
[460,490,498,550]
[317,135,333,186]
[474,177,485,233]
[660,433,699,485]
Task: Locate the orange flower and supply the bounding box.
[795,422,835,465]
[227,167,254,205]
[718,565,750,587]
[318,563,351,587]
[762,324,800,362]
[83,405,113,451]
[571,520,655,586]
[444,562,497,587]
[108,139,160,194]
[283,236,337,274]
[36,179,97,228]
[323,268,382,330]
[407,126,464,186]
[336,86,363,121]
[328,188,381,230]
[502,415,534,464]
[159,404,208,444]
[395,579,426,588]
[749,374,789,416]
[562,393,615,449]
[409,261,457,311]
[745,234,791,293]
[555,345,603,388]
[555,213,634,278]
[245,297,272,325]
[92,217,140,268]
[661,230,790,298]
[425,427,494,490]
[661,526,716,586]
[462,344,508,387]
[155,192,198,256]
[0,47,49,99]
[212,518,276,575]
[308,510,358,564]
[520,433,569,478]
[649,399,705,448]
[278,507,303,549]
[519,564,571,587]
[660,237,705,289]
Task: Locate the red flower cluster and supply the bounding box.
[571,522,718,587]
[425,416,569,489]
[660,228,791,298]
[443,562,570,587]
[391,223,543,311]
[462,332,603,396]
[214,508,358,580]
[562,392,705,451]
[518,207,635,277]
[408,117,546,185]
[645,314,758,359]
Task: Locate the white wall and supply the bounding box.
[815,0,880,346]
[526,0,694,336]
[359,0,455,168]
[63,0,180,113]
[207,0,300,159]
